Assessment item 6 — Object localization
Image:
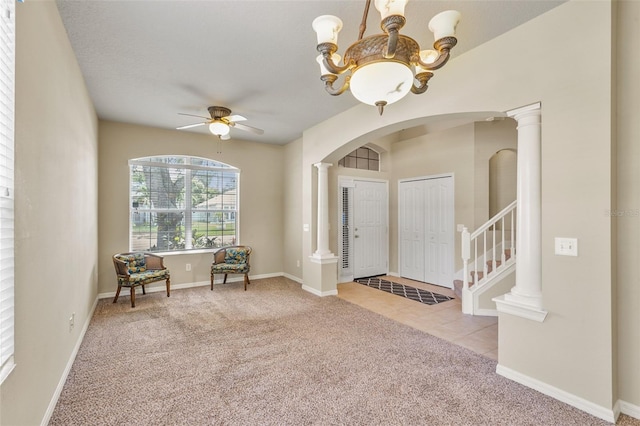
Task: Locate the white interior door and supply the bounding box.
[399,180,425,281]
[424,177,454,287]
[353,180,388,279]
[399,175,454,288]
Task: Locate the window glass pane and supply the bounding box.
[129,156,239,252]
[356,148,368,158]
[346,157,357,168]
[369,159,379,171]
[369,150,379,160]
[356,157,368,169]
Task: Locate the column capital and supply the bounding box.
[507,102,541,119]
[314,162,333,170]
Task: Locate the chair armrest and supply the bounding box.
[212,249,226,265]
[113,257,130,277]
[145,253,165,270]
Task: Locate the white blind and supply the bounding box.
[0,0,16,384]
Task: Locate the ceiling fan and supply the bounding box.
[176,106,264,140]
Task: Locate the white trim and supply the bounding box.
[619,400,640,421]
[97,273,283,300]
[493,294,548,322]
[301,285,338,297]
[41,297,99,426]
[506,102,541,118]
[496,364,616,423]
[282,273,302,284]
[309,255,339,264]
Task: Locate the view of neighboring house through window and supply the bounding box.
[129,156,239,252]
[338,147,380,171]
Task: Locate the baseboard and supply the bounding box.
[618,399,640,420]
[282,273,302,284]
[97,272,285,300]
[473,307,498,317]
[496,364,616,423]
[387,271,400,277]
[41,296,99,426]
[301,284,338,297]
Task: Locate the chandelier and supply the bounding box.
[313,0,461,115]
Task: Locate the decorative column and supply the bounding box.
[494,103,547,321]
[313,162,333,258]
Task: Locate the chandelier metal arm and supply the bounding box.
[317,43,353,74]
[413,36,458,71]
[411,72,434,94]
[381,15,406,59]
[321,74,351,96]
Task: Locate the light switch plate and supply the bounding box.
[555,237,578,256]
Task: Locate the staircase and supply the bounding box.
[455,200,517,315]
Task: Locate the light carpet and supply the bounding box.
[49,277,628,425]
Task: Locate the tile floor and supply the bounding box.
[337,275,498,360]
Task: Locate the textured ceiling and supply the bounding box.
[55,0,564,145]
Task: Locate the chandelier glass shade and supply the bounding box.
[313,0,460,114]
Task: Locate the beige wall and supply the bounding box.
[301,0,622,414]
[0,2,99,425]
[98,121,285,295]
[616,0,640,410]
[282,138,302,280]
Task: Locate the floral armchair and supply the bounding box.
[112,252,171,307]
[211,246,252,291]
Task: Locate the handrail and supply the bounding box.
[461,201,517,296]
[470,200,517,239]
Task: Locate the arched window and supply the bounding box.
[129,156,239,252]
[338,147,380,171]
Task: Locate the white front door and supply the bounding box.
[353,180,388,279]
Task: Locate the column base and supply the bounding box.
[493,294,548,322]
[302,255,339,297]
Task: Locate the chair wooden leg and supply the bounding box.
[223,273,228,284]
[244,274,248,291]
[130,286,136,308]
[166,278,170,297]
[113,285,122,303]
[141,284,146,295]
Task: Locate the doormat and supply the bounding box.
[354,277,454,306]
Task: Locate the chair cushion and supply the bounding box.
[211,263,249,274]
[224,248,248,264]
[118,269,169,285]
[115,253,147,274]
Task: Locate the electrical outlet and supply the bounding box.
[69,312,75,332]
[186,263,191,271]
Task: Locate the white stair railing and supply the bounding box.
[461,200,517,296]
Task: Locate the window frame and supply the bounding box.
[0,0,16,385]
[128,155,240,254]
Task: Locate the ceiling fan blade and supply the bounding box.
[232,122,264,135]
[227,114,247,122]
[178,112,211,120]
[176,122,207,130]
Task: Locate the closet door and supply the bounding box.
[399,176,454,288]
[424,177,454,288]
[399,180,425,282]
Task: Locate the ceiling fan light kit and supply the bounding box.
[313,0,460,115]
[176,105,264,140]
